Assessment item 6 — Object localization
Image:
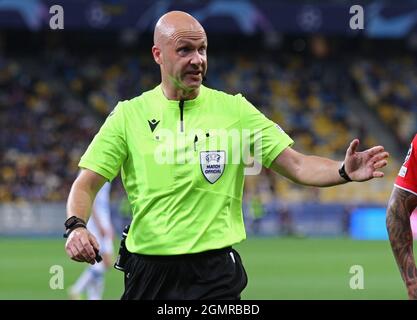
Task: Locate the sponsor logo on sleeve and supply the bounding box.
[403,143,413,165]
[399,166,408,178]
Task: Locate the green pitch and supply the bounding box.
[0,237,406,300]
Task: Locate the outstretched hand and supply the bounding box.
[344,139,389,182]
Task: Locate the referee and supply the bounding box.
[64,11,389,300]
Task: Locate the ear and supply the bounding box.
[152,45,162,65]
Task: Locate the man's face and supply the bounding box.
[160,32,208,92]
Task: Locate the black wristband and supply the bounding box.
[63,223,87,238]
[63,216,87,238]
[63,223,86,238]
[339,163,352,182]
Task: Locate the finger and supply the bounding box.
[80,236,97,260]
[88,233,100,252]
[72,256,84,262]
[67,245,84,262]
[65,242,74,259]
[366,146,385,157]
[347,139,360,156]
[70,242,87,262]
[370,152,390,163]
[65,241,81,260]
[74,239,95,264]
[373,159,388,169]
[373,171,385,178]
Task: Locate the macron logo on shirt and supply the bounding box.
[148,119,160,132]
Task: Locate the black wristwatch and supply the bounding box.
[339,163,352,182]
[63,216,86,238]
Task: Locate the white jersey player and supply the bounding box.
[69,182,114,300]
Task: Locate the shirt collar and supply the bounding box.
[156,84,206,108]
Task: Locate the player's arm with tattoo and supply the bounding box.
[386,187,417,299]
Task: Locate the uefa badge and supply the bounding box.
[200,151,226,184]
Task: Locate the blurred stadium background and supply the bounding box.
[1,0,417,299]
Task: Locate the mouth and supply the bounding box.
[185,71,202,76]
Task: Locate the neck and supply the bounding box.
[161,81,200,101]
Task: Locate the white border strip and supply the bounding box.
[394,184,417,197]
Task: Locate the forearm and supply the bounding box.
[67,180,96,222]
[272,141,388,187]
[66,169,106,222]
[272,149,346,187]
[386,188,417,289]
[293,155,346,187]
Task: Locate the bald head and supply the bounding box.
[152,11,208,100]
[154,11,206,46]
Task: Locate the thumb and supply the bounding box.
[347,139,360,156]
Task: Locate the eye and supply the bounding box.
[198,47,207,54]
[177,47,190,54]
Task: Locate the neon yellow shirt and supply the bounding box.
[79,85,293,254]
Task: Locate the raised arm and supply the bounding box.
[65,169,107,264]
[387,186,417,299]
[270,139,388,187]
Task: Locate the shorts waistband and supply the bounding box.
[133,246,233,261]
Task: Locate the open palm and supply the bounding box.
[344,139,389,182]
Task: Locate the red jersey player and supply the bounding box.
[387,134,417,299]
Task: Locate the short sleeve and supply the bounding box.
[79,102,127,181]
[237,94,294,168]
[395,134,417,195]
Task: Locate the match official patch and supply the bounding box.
[200,151,226,184]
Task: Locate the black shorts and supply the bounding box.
[121,247,248,300]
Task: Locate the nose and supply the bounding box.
[190,50,204,67]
